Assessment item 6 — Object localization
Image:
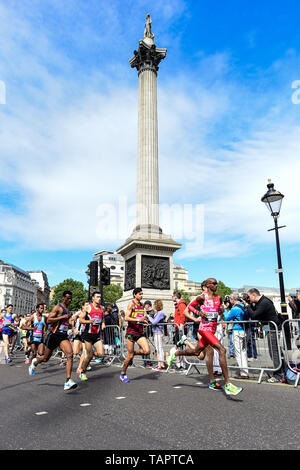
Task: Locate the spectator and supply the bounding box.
[172,291,188,369]
[143,301,154,368]
[240,294,258,361]
[224,298,235,359]
[172,291,187,342]
[247,288,284,382]
[224,294,249,379]
[146,299,166,371]
[288,292,300,336]
[103,304,116,357]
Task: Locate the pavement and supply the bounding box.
[0,350,299,451]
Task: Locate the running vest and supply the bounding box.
[126,300,145,336]
[2,312,14,334]
[31,313,45,342]
[85,303,103,335]
[51,304,70,335]
[199,293,221,330]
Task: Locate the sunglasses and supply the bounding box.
[211,282,218,285]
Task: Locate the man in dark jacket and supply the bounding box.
[247,288,284,382]
[288,292,300,336]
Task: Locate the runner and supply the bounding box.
[79,292,105,381]
[28,290,77,391]
[0,305,18,363]
[25,304,46,364]
[120,288,150,383]
[167,278,243,396]
[71,301,89,375]
[19,313,32,363]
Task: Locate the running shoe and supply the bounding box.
[167,347,177,367]
[176,335,187,347]
[29,358,37,375]
[95,358,103,364]
[25,358,30,365]
[64,379,78,391]
[224,382,243,396]
[120,373,130,383]
[79,372,88,381]
[208,380,223,391]
[6,358,12,364]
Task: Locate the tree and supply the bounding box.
[175,289,192,305]
[103,284,123,305]
[216,281,232,299]
[50,278,88,312]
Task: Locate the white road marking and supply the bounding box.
[35,412,48,416]
[115,396,126,400]
[173,386,182,389]
[148,390,157,394]
[80,403,91,407]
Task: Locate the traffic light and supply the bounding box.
[101,267,110,286]
[88,261,98,287]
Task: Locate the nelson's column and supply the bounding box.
[116,14,181,314]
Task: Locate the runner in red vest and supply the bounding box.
[168,278,243,396]
[79,291,105,381]
[120,288,150,383]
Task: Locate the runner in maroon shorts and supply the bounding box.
[168,278,243,396]
[120,288,150,383]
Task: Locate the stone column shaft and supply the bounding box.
[137,68,159,229]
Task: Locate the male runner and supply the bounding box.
[79,292,105,381]
[71,301,88,374]
[28,290,77,391]
[120,288,150,383]
[1,305,18,363]
[25,304,46,363]
[168,278,243,396]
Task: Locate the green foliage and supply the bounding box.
[103,284,123,304]
[50,278,88,312]
[216,281,232,299]
[175,289,192,304]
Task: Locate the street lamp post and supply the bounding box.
[261,179,291,349]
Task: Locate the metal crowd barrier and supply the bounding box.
[281,319,300,387]
[121,322,183,370]
[51,325,123,365]
[180,320,283,384]
[100,324,123,365]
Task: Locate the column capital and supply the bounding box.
[129,39,167,75]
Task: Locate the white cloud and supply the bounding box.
[0,1,300,260]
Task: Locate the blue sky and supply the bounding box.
[0,0,300,290]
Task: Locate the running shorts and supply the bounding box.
[126,333,146,343]
[45,332,68,350]
[198,328,219,349]
[82,332,102,345]
[73,334,84,343]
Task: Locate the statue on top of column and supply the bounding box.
[144,13,154,40]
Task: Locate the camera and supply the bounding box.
[224,295,232,305]
[241,293,250,304]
